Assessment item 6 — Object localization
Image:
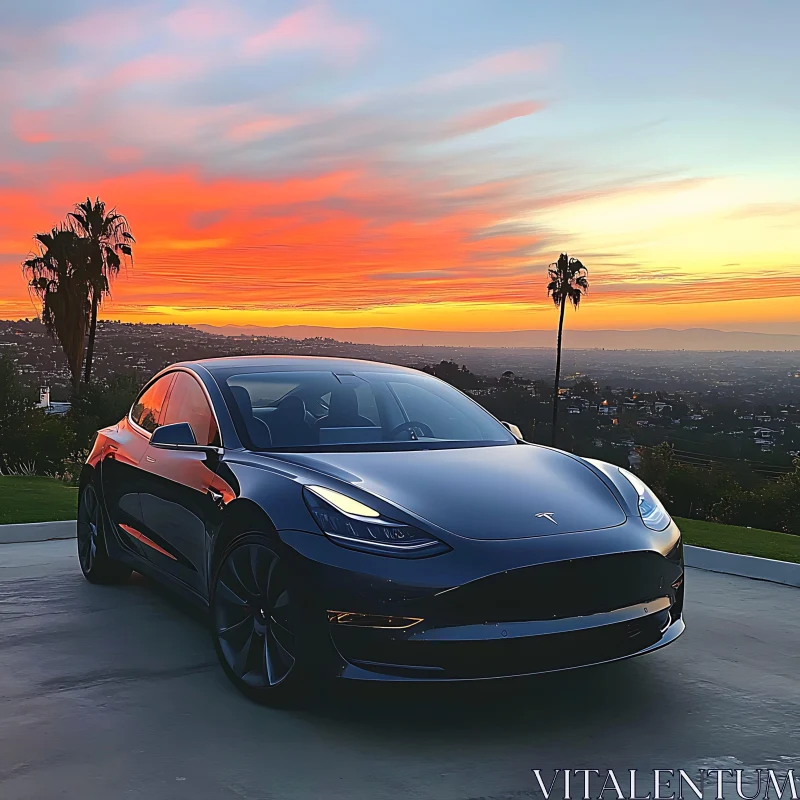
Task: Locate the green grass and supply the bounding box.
[0,476,78,525]
[0,478,797,564]
[676,516,800,564]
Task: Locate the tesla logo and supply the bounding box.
[535,512,558,525]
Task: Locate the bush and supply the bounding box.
[0,356,140,480]
[0,405,77,477]
[67,374,140,456]
[711,462,800,535]
[638,443,800,536]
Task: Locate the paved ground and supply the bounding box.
[0,539,798,800]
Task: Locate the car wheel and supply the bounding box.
[210,534,324,707]
[77,483,132,585]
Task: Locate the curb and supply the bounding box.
[0,520,76,545]
[0,523,797,588]
[684,544,800,588]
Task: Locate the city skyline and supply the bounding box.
[2,1,799,334]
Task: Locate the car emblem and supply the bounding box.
[535,512,558,525]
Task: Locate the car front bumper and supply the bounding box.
[333,606,685,682]
[278,518,685,682]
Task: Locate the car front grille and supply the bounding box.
[409,551,682,625]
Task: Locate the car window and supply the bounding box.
[351,379,379,425]
[161,372,220,446]
[220,369,514,452]
[130,374,175,434]
[235,378,301,408]
[389,380,483,440]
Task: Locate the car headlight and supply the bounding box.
[617,468,671,531]
[303,486,449,557]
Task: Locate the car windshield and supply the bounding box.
[217,369,516,452]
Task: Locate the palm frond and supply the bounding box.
[545,253,590,308]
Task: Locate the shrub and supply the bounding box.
[638,443,799,536]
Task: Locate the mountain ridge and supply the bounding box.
[194,324,800,351]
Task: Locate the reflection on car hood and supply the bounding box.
[275,444,627,540]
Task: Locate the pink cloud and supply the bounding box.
[243,3,370,62]
[111,53,201,84]
[226,115,305,142]
[446,100,544,136]
[11,110,56,144]
[164,3,245,39]
[106,146,144,164]
[425,45,557,91]
[480,48,554,77]
[58,5,151,50]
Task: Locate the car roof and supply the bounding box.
[175,355,419,375]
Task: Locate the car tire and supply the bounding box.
[210,533,327,707]
[77,483,133,585]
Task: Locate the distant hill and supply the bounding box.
[195,324,800,351]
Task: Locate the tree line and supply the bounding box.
[3,349,799,534]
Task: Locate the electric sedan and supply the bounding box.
[78,356,684,705]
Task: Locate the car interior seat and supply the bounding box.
[315,385,376,430]
[269,395,316,446]
[229,385,273,448]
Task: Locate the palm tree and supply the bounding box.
[69,198,134,384]
[546,253,589,447]
[23,227,92,391]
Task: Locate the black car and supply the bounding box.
[79,356,684,705]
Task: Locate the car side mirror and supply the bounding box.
[501,421,523,439]
[151,422,197,446]
[150,422,222,454]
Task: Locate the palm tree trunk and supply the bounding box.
[551,294,567,447]
[83,291,98,385]
[69,349,82,394]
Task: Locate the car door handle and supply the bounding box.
[207,488,224,504]
[145,455,156,463]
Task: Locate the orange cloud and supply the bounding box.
[4,159,798,331]
[0,163,542,319]
[7,156,797,332]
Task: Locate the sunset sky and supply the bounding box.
[1,1,799,334]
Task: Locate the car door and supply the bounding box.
[100,373,176,560]
[137,370,227,596]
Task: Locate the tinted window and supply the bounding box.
[389,381,483,441]
[320,381,378,426]
[161,372,220,446]
[131,374,174,434]
[221,369,514,452]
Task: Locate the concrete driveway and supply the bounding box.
[0,539,798,800]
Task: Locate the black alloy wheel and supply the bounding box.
[77,484,132,584]
[211,535,321,706]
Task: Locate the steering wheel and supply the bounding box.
[389,421,434,440]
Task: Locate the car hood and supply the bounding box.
[275,444,627,540]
